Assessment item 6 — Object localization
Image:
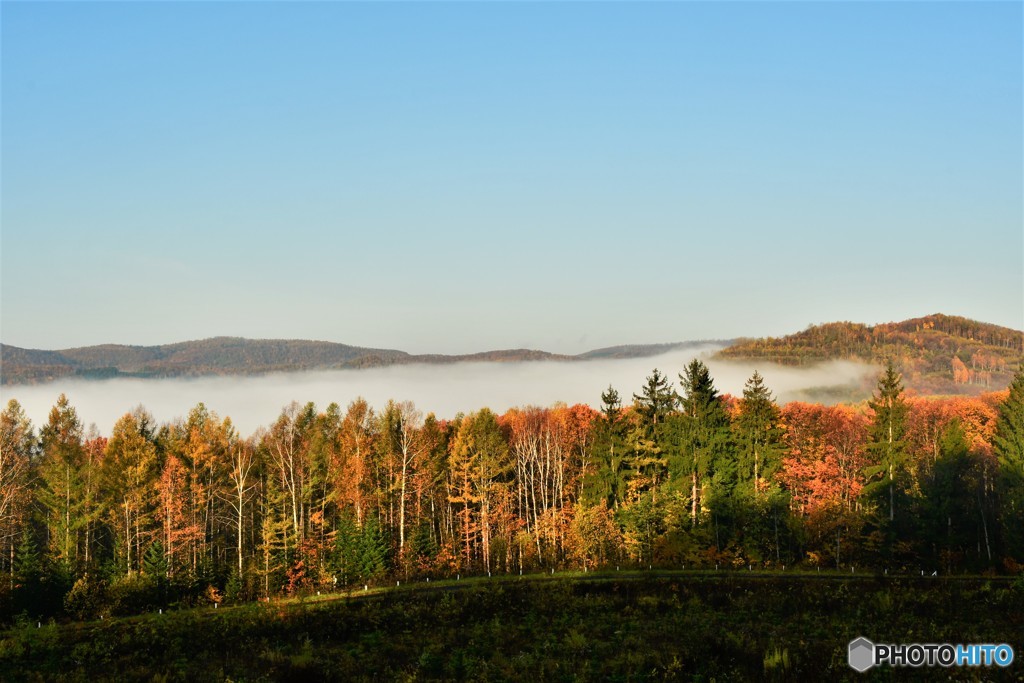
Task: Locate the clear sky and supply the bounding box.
[2,1,1021,354]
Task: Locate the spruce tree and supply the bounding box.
[600,385,622,424]
[631,371,676,491]
[919,419,973,568]
[142,540,168,578]
[12,527,44,617]
[736,371,783,499]
[864,361,910,524]
[632,370,677,429]
[13,527,41,588]
[358,515,388,582]
[586,386,630,508]
[678,360,732,523]
[331,510,360,586]
[994,366,1024,560]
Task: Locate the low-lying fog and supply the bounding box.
[1,347,877,437]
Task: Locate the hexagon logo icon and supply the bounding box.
[848,637,875,672]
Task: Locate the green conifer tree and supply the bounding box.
[633,370,677,429]
[994,366,1024,560]
[12,527,44,616]
[585,386,631,509]
[864,361,910,524]
[357,515,388,583]
[678,360,732,524]
[630,372,677,491]
[13,527,41,588]
[331,510,361,586]
[735,371,783,499]
[919,419,973,569]
[142,540,168,578]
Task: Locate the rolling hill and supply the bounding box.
[716,314,1023,395]
[3,315,1021,396]
[0,338,589,385]
[0,336,728,385]
[0,338,416,384]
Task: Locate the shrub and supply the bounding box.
[64,575,108,620]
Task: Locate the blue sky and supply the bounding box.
[2,1,1021,354]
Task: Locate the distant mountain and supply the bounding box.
[717,314,1024,395]
[5,315,1020,395]
[413,349,574,364]
[0,337,670,385]
[0,337,413,384]
[577,340,725,360]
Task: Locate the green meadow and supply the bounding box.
[2,572,1021,682]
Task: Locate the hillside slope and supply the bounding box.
[0,338,581,385]
[2,338,726,385]
[718,314,1023,395]
[4,315,1020,394]
[577,340,724,359]
[0,337,413,384]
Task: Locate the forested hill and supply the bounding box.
[0,338,723,385]
[5,315,1021,392]
[718,314,1024,395]
[0,338,412,384]
[0,338,568,384]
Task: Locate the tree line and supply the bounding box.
[0,360,1022,620]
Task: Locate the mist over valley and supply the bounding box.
[5,312,1020,435]
[1,346,875,436]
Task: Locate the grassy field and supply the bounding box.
[1,571,1021,682]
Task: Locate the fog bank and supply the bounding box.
[1,347,876,437]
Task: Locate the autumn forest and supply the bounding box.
[1,358,1023,623]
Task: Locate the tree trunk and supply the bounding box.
[754,446,759,498]
[399,459,407,552]
[125,503,131,575]
[691,469,698,526]
[238,487,245,580]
